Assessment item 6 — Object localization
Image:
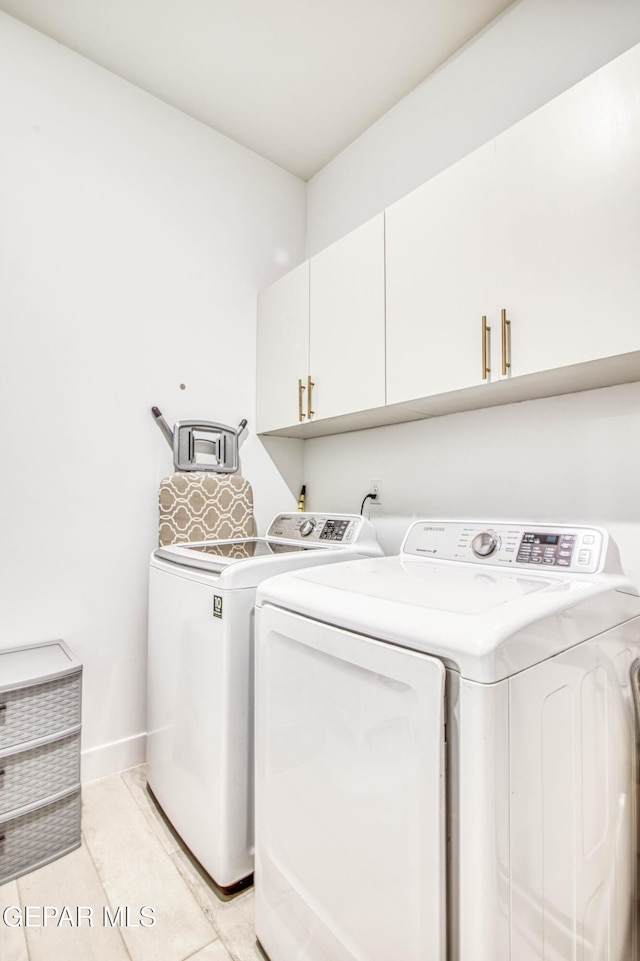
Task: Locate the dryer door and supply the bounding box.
[255,604,447,961]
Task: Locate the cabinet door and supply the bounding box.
[309,214,385,421]
[386,142,497,405]
[256,262,309,433]
[496,43,640,379]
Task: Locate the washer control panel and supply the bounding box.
[402,521,606,573]
[268,513,361,545]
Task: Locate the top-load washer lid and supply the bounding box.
[151,512,383,589]
[256,519,640,684]
[154,535,329,573]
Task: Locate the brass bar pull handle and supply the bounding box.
[307,376,315,419]
[482,315,491,380]
[501,308,511,376]
[297,379,306,422]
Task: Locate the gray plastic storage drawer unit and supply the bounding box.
[0,640,82,885]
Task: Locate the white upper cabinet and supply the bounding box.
[497,42,640,378]
[256,262,309,434]
[309,214,385,421]
[256,215,385,434]
[256,43,640,437]
[386,42,640,406]
[385,142,497,405]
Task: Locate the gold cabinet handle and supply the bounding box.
[297,378,306,422]
[501,308,511,376]
[482,315,491,381]
[307,375,314,419]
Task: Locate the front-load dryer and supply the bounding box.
[254,520,640,961]
[146,511,381,893]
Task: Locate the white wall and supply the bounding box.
[304,383,640,584]
[0,13,305,780]
[307,0,640,255]
[303,1,640,583]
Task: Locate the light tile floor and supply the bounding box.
[0,766,262,961]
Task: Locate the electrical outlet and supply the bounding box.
[370,480,382,505]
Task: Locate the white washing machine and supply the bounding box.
[146,511,381,893]
[254,520,640,961]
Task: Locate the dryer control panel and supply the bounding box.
[402,521,609,574]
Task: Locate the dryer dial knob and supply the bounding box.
[299,518,317,537]
[471,530,501,557]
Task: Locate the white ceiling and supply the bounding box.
[0,0,515,180]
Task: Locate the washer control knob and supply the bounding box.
[299,518,317,537]
[471,530,501,557]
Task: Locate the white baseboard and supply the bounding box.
[81,731,147,783]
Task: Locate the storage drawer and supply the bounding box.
[0,673,82,751]
[0,732,81,817]
[0,789,81,885]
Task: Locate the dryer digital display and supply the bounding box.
[523,533,560,545]
[516,531,576,566]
